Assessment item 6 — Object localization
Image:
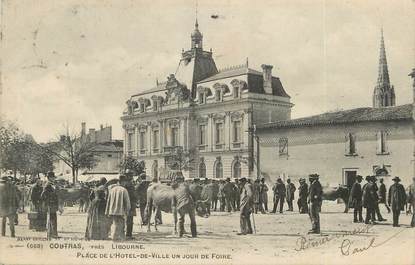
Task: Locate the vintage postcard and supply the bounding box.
[0,0,414,264]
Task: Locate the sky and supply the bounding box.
[1,0,414,143]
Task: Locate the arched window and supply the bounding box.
[214,161,223,178]
[233,161,241,179]
[199,162,206,178]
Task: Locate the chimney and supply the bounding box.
[261,64,273,94]
[100,124,104,130]
[81,122,86,136]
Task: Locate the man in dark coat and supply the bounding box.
[348,175,363,223]
[125,176,137,239]
[286,178,296,211]
[29,179,47,231]
[223,178,235,212]
[259,178,269,212]
[253,179,263,214]
[308,174,322,234]
[0,177,18,237]
[237,177,253,235]
[136,174,149,225]
[233,179,241,211]
[407,177,415,227]
[41,172,59,239]
[362,176,376,224]
[297,178,309,214]
[373,177,387,222]
[378,178,391,213]
[388,176,407,227]
[271,178,286,213]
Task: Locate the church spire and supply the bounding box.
[373,28,395,108]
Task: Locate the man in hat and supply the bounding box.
[125,175,137,239]
[407,176,415,227]
[388,176,407,227]
[237,177,253,235]
[297,178,309,214]
[372,177,387,222]
[0,176,18,237]
[233,178,241,211]
[105,175,131,241]
[172,174,197,237]
[271,178,286,213]
[41,172,59,239]
[308,174,322,234]
[348,175,363,223]
[378,178,391,213]
[286,178,296,211]
[223,178,235,212]
[259,178,269,212]
[362,175,376,224]
[136,173,149,225]
[252,179,263,214]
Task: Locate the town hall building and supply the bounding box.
[121,20,292,180]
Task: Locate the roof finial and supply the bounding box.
[195,0,198,28]
[246,57,249,67]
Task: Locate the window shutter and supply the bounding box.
[345,134,350,154]
[351,134,356,154]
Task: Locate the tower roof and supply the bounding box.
[191,19,203,39]
[377,28,390,87]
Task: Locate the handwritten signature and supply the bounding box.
[295,225,373,251]
[339,228,405,256]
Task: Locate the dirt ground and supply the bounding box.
[1,202,414,265]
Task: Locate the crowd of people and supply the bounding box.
[1,171,414,240]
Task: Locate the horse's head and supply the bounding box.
[195,199,210,218]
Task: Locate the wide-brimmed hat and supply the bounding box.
[47,171,56,179]
[240,177,247,182]
[356,175,363,180]
[392,176,401,182]
[365,175,372,181]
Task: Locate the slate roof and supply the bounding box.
[198,66,262,83]
[132,82,167,97]
[257,104,412,129]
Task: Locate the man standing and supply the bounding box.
[105,175,131,241]
[223,178,235,212]
[41,172,59,239]
[259,178,269,212]
[125,176,137,240]
[29,178,47,231]
[286,178,296,211]
[348,175,363,223]
[237,177,253,235]
[0,177,18,238]
[233,179,241,211]
[297,178,309,214]
[373,177,387,222]
[172,175,197,238]
[308,174,322,234]
[378,178,391,213]
[253,179,262,214]
[218,180,225,212]
[388,176,407,227]
[407,177,415,227]
[271,178,286,213]
[362,176,376,224]
[136,174,149,225]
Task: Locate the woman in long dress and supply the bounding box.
[85,178,109,240]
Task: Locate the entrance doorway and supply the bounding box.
[342,168,358,189]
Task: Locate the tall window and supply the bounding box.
[233,121,241,142]
[345,133,356,155]
[278,137,288,156]
[199,125,206,145]
[139,131,146,150]
[171,127,179,146]
[199,162,206,178]
[153,130,159,150]
[140,103,145,113]
[215,161,223,178]
[233,161,241,179]
[377,131,388,154]
[153,101,158,111]
[127,133,135,151]
[215,123,224,144]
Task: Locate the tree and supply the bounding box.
[167,147,195,171]
[120,156,145,176]
[45,128,98,183]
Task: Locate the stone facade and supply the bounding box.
[121,21,292,180]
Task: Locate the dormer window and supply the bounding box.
[199,92,205,104]
[215,90,221,101]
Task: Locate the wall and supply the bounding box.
[258,120,413,187]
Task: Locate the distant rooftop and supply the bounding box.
[257,104,412,129]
